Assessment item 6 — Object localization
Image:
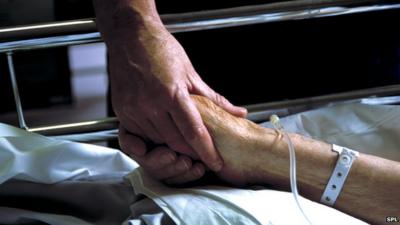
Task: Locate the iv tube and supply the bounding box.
[270,115,314,225]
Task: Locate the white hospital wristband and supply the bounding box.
[320,144,359,206]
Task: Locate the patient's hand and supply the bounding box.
[192,96,400,225]
[192,95,276,186]
[119,126,206,184]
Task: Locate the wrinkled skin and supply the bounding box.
[107,24,246,183]
[191,95,277,186]
[93,0,247,183]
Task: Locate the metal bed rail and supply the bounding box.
[26,84,400,143]
[1,0,400,141]
[1,0,400,52]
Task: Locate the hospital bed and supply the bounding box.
[1,1,400,224]
[1,0,400,139]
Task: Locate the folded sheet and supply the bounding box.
[1,103,399,225]
[0,123,138,185]
[127,168,367,225]
[126,103,400,225]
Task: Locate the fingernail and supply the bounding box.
[238,107,247,114]
[161,153,175,164]
[177,160,189,171]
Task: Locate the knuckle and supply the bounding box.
[165,84,179,99]
[182,125,207,142]
[179,155,192,165]
[170,86,188,105]
[215,93,228,106]
[175,156,191,171]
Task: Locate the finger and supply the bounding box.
[152,112,198,159]
[122,106,163,143]
[119,115,145,137]
[192,80,247,117]
[165,163,206,185]
[146,119,164,143]
[133,117,163,143]
[152,155,193,180]
[119,125,147,156]
[135,146,177,171]
[171,91,223,171]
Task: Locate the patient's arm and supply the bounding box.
[192,95,400,225]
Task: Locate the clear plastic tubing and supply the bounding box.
[270,114,314,225]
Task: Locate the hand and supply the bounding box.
[191,95,276,186]
[108,22,247,171]
[119,126,206,184]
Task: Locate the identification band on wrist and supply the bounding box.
[320,144,359,206]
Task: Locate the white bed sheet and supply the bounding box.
[260,103,400,161]
[0,123,138,184]
[127,168,367,225]
[1,102,399,225]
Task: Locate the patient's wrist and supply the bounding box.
[250,130,336,199]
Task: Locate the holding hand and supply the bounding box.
[119,126,206,184]
[108,23,246,171]
[94,0,246,180]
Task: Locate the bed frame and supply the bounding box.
[1,0,400,142]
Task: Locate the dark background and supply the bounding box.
[0,0,399,113]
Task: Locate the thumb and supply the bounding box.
[192,79,247,118]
